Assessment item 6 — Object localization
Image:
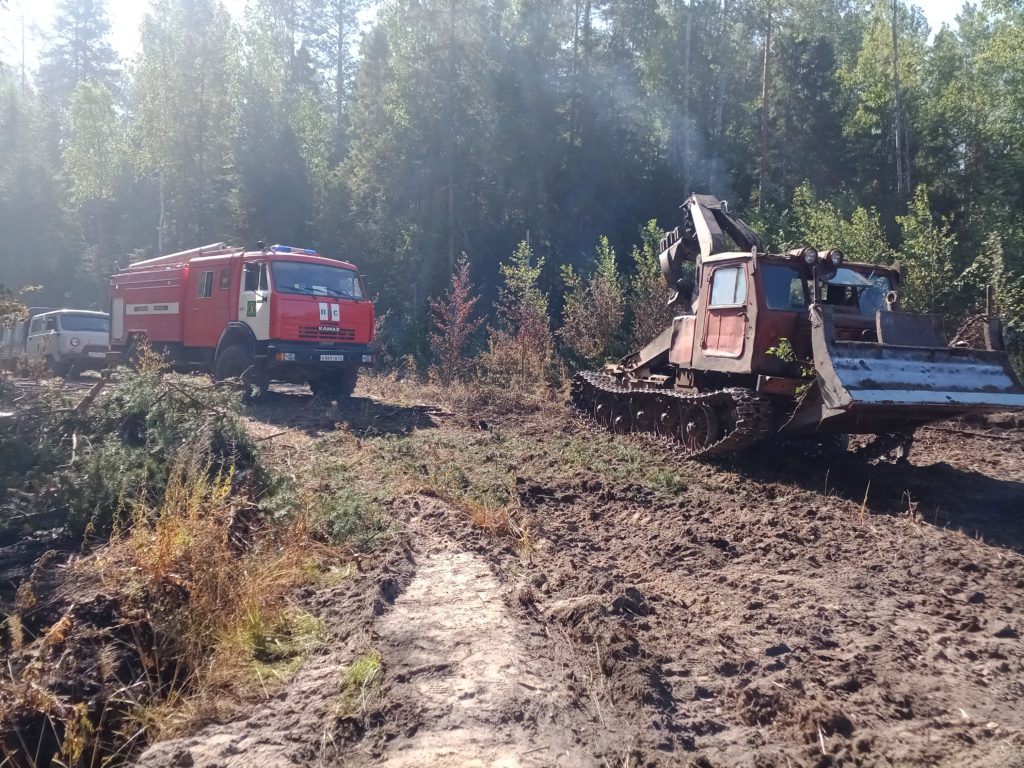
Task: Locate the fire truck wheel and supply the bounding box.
[310,367,358,402]
[215,344,268,401]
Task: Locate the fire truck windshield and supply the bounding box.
[271,261,364,300]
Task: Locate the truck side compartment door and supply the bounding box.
[183,268,222,350]
[702,264,748,359]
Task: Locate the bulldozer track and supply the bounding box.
[571,371,774,459]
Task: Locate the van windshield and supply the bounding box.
[271,261,364,300]
[60,314,110,332]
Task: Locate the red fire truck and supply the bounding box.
[108,242,374,399]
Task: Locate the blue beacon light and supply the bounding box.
[270,244,319,255]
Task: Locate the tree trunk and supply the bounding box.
[711,0,728,190]
[335,0,348,140]
[891,0,910,197]
[446,0,456,275]
[758,0,772,211]
[682,0,692,194]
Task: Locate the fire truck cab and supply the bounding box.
[109,243,374,399]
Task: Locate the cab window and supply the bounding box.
[709,266,747,307]
[244,263,268,292]
[197,271,214,298]
[46,316,58,331]
[762,265,808,310]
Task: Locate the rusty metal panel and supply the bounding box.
[703,311,745,358]
[875,311,947,347]
[756,375,801,396]
[669,315,696,366]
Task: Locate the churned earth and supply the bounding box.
[133,381,1024,767]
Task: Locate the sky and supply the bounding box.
[1,0,968,75]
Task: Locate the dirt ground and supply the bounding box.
[126,380,1024,768]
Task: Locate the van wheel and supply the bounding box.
[309,368,358,401]
[48,359,71,378]
[215,345,268,400]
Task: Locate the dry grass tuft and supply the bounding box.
[0,454,341,765]
[461,498,533,557]
[103,456,335,726]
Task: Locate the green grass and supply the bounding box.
[315,415,690,516]
[335,649,383,714]
[247,609,326,684]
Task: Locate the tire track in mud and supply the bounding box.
[136,498,605,768]
[364,537,589,767]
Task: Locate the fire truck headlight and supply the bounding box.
[70,337,80,347]
[276,351,295,362]
[362,354,373,363]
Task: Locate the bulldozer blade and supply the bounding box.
[783,305,1024,435]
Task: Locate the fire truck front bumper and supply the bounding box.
[265,342,374,369]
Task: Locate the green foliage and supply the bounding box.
[4,0,1024,365]
[558,236,625,365]
[336,649,383,713]
[895,185,957,313]
[958,232,1024,367]
[133,0,237,250]
[765,337,797,364]
[765,336,814,393]
[788,183,893,264]
[0,368,267,542]
[499,240,548,322]
[64,81,122,204]
[480,241,555,385]
[628,220,671,348]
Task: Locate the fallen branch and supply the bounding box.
[256,430,292,442]
[73,374,110,416]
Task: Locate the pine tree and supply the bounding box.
[481,241,554,384]
[133,0,237,252]
[38,0,119,109]
[429,256,484,384]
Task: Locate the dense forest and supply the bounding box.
[0,0,1022,364]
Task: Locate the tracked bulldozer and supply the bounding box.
[571,195,1024,458]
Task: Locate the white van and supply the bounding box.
[0,307,53,369]
[26,310,110,376]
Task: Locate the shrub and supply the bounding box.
[896,185,958,314]
[626,220,672,349]
[558,236,625,365]
[0,367,267,542]
[479,241,556,387]
[429,255,484,384]
[787,183,893,264]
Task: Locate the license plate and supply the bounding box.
[87,352,106,358]
[320,354,345,362]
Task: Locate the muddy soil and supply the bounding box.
[128,383,1024,768]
